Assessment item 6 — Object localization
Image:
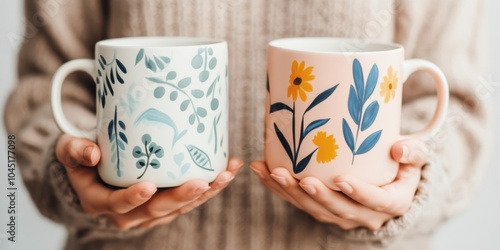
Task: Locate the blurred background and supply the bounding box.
[0,1,498,249]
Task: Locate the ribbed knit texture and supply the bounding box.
[4,0,491,249]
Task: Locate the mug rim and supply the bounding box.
[269,37,403,55]
[97,36,227,48]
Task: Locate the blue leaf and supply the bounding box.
[118,140,125,150]
[274,123,293,163]
[119,121,126,130]
[197,107,207,117]
[116,71,124,84]
[353,59,364,102]
[135,49,144,65]
[150,159,161,169]
[98,59,105,70]
[154,56,165,70]
[160,56,171,64]
[106,74,114,96]
[134,109,184,146]
[178,77,192,88]
[191,89,204,98]
[110,67,115,84]
[342,119,355,153]
[111,152,117,163]
[145,56,157,72]
[303,119,329,139]
[361,101,379,131]
[356,130,382,155]
[108,120,114,140]
[100,55,107,65]
[119,132,128,144]
[364,64,379,102]
[180,163,190,175]
[294,150,316,174]
[305,84,339,113]
[166,71,177,80]
[146,77,166,83]
[186,145,213,171]
[116,59,127,73]
[348,85,360,125]
[167,171,176,180]
[270,102,293,113]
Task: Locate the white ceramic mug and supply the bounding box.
[51,37,229,187]
[266,37,449,190]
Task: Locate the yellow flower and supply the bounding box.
[312,131,339,164]
[288,60,315,102]
[379,66,398,103]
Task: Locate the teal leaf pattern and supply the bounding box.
[96,53,128,108]
[133,134,164,179]
[108,105,128,177]
[185,145,213,171]
[134,108,187,146]
[344,59,383,164]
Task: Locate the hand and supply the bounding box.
[56,134,243,230]
[250,139,428,230]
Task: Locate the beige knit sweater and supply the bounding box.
[4,0,491,249]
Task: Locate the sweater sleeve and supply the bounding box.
[3,0,138,241]
[326,0,492,244]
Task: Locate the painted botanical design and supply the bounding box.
[270,60,339,174]
[343,59,383,164]
[135,48,171,72]
[288,60,315,102]
[96,54,128,108]
[379,66,398,103]
[166,152,192,180]
[108,105,129,177]
[134,108,187,146]
[191,47,218,82]
[312,131,339,163]
[185,145,214,171]
[141,47,225,155]
[133,134,165,179]
[147,74,210,133]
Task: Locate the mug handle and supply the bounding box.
[401,59,449,140]
[51,59,97,140]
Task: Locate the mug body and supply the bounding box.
[266,38,403,189]
[94,37,228,187]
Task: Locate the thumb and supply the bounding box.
[56,134,100,169]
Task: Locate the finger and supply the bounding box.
[106,182,157,214]
[177,163,241,215]
[226,157,245,175]
[270,168,341,223]
[300,177,390,230]
[56,134,100,169]
[108,179,210,230]
[249,161,304,209]
[391,139,428,166]
[139,167,241,229]
[333,164,421,215]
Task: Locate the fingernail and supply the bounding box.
[83,146,96,163]
[400,144,409,162]
[219,172,234,184]
[270,174,287,187]
[335,182,353,194]
[299,184,316,195]
[193,186,211,196]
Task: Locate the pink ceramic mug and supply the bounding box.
[265,37,449,190]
